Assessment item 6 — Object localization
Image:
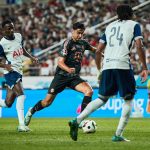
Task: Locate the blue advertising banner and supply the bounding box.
[1,88,150,118]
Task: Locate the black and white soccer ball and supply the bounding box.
[82,120,97,133]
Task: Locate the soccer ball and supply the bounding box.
[82,120,97,133]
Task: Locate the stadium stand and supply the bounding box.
[0,0,149,76]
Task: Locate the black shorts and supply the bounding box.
[48,74,86,94]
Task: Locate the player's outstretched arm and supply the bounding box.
[23,48,39,64]
[95,42,105,70]
[135,38,148,83]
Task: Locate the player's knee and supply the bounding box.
[42,101,49,107]
[84,88,93,96]
[124,93,134,100]
[5,101,13,108]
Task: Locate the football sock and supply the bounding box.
[16,95,25,126]
[31,100,44,115]
[81,96,91,112]
[115,99,133,136]
[77,98,105,124]
[0,100,7,107]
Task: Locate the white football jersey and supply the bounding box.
[0,33,25,75]
[99,20,143,70]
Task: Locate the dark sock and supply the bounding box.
[31,100,44,115]
[81,96,91,112]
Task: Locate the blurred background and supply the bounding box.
[0,0,149,77]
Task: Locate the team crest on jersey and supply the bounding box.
[7,46,11,50]
[62,49,67,55]
[50,88,55,93]
[13,48,23,58]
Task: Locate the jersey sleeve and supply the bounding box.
[59,40,69,57]
[21,36,24,47]
[99,33,107,44]
[19,33,24,47]
[134,24,143,40]
[0,45,5,57]
[84,40,92,50]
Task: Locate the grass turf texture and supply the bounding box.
[0,118,150,150]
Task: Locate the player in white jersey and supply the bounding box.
[0,19,38,132]
[69,5,148,141]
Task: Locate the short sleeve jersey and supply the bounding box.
[55,38,92,76]
[0,33,24,75]
[99,20,143,70]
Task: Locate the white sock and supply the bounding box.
[16,95,25,126]
[115,99,133,136]
[0,100,7,107]
[77,98,105,124]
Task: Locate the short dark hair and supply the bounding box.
[1,19,13,28]
[117,5,133,21]
[72,22,85,30]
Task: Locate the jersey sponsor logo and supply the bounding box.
[71,45,84,52]
[13,48,23,58]
[106,58,120,62]
[71,46,76,51]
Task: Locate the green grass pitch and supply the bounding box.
[0,118,150,150]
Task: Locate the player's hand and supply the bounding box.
[31,57,39,64]
[68,68,75,74]
[140,69,148,83]
[4,64,13,72]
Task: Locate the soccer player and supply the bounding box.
[24,22,96,126]
[69,5,148,141]
[0,19,38,132]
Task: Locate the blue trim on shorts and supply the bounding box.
[4,71,22,89]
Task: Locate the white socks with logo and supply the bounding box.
[16,95,25,126]
[115,100,133,136]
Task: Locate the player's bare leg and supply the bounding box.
[0,87,16,108]
[75,82,93,111]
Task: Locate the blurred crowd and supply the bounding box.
[0,0,150,76]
